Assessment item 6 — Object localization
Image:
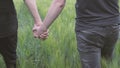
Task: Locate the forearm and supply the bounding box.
[43,0,66,29]
[24,0,42,25]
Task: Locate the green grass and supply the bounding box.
[0,0,120,68]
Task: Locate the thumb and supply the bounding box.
[32,26,39,38]
[32,26,37,32]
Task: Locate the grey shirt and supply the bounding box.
[75,0,119,26]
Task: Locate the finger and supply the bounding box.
[41,29,49,35]
[39,35,48,40]
[38,30,49,40]
[42,31,49,36]
[39,36,48,40]
[40,33,49,39]
[40,35,48,39]
[32,27,37,32]
[33,31,39,38]
[32,25,39,32]
[41,33,49,37]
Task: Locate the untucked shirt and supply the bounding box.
[75,0,120,26]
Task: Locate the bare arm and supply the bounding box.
[24,0,48,38]
[34,0,66,39]
[24,0,42,25]
[43,0,66,29]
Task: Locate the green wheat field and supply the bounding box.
[0,0,120,68]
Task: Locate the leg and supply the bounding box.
[101,25,119,60]
[0,33,17,68]
[75,29,104,68]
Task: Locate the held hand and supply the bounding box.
[37,23,47,36]
[33,23,49,40]
[32,23,40,38]
[38,30,49,40]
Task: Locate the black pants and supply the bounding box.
[0,33,17,68]
[75,25,119,68]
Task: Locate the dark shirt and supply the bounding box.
[75,0,120,26]
[0,0,18,38]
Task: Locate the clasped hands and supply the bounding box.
[32,23,49,40]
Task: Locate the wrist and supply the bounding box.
[41,23,48,31]
[34,21,42,26]
[34,19,42,25]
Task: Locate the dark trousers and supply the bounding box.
[0,33,17,68]
[75,25,119,68]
